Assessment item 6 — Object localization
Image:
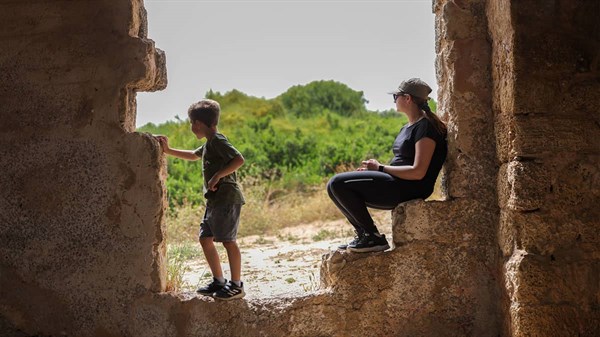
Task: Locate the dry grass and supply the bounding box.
[163,186,340,291]
[165,243,195,291]
[164,203,203,244]
[163,172,446,291]
[164,182,342,243]
[165,178,443,244]
[238,183,342,237]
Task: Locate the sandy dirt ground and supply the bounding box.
[181,210,392,299]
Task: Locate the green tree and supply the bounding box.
[278,80,368,117]
[137,84,435,208]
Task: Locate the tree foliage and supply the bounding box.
[278,80,368,117]
[139,80,438,208]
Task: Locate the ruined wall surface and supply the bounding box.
[489,0,600,336]
[379,0,502,334]
[150,0,503,335]
[1,0,598,336]
[0,1,168,336]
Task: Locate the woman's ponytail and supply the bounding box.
[416,98,447,137]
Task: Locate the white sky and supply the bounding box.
[136,0,437,127]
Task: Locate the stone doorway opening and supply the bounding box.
[136,0,438,299]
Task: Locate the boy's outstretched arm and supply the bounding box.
[207,154,245,191]
[155,135,200,161]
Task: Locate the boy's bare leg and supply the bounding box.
[200,237,224,279]
[222,241,241,282]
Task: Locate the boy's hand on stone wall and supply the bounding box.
[154,135,170,152]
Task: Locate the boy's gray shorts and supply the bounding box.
[199,204,242,242]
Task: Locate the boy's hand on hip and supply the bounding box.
[207,175,221,191]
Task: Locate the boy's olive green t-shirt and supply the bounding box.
[194,133,245,205]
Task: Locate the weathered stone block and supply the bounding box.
[512,75,600,116]
[500,209,600,257]
[498,210,517,257]
[392,199,497,248]
[505,253,600,307]
[512,115,599,158]
[511,1,600,116]
[510,304,600,337]
[498,161,551,212]
[546,154,600,212]
[487,0,515,116]
[441,1,484,40]
[452,38,493,100]
[321,243,500,336]
[494,111,515,164]
[445,152,497,199]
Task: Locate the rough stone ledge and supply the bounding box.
[128,289,363,337]
[319,243,500,336]
[392,198,498,247]
[120,241,501,337]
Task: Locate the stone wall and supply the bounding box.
[0,0,598,336]
[489,0,600,335]
[0,1,168,335]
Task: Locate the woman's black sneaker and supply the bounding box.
[214,281,246,301]
[338,230,364,250]
[196,278,227,296]
[347,233,389,253]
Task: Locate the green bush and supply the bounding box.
[138,80,440,209]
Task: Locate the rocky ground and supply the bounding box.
[181,210,392,299]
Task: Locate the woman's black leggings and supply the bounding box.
[327,171,429,234]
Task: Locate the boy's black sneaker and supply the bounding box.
[338,230,364,250]
[214,281,245,301]
[347,233,390,253]
[196,278,227,296]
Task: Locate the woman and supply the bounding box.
[327,78,447,253]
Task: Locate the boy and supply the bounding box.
[156,99,246,300]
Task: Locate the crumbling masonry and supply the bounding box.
[1,0,598,336]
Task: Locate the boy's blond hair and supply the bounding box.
[188,99,220,127]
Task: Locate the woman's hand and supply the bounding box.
[358,159,381,171]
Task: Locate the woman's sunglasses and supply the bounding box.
[393,92,407,103]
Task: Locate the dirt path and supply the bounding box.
[181,211,392,299]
